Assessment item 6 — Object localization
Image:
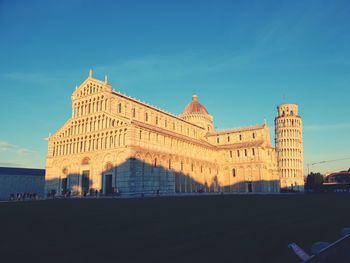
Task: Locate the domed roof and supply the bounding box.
[182,94,209,115]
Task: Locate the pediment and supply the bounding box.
[71,71,112,100]
[50,112,130,141]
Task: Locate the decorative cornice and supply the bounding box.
[131,120,216,150]
[207,124,266,136]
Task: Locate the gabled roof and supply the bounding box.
[217,140,265,149]
[207,124,266,136]
[111,90,205,130]
[71,71,111,99]
[131,120,215,149]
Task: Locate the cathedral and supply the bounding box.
[45,70,304,196]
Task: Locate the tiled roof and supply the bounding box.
[207,124,266,136]
[131,120,215,149]
[111,90,205,129]
[182,95,209,115]
[217,140,266,149]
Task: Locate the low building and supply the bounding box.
[0,167,45,200]
[323,171,350,192]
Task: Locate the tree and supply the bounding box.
[305,172,324,192]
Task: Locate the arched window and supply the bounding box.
[154,158,157,168]
[82,157,90,165]
[145,112,148,122]
[118,103,122,113]
[252,132,255,139]
[105,162,113,172]
[232,168,236,177]
[62,167,68,175]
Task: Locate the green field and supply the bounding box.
[1,194,350,263]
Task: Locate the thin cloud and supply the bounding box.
[96,49,276,86]
[0,140,36,156]
[4,72,51,84]
[17,148,36,156]
[304,123,350,132]
[0,141,16,151]
[2,71,76,86]
[0,161,22,167]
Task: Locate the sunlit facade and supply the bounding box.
[275,104,304,191]
[45,70,303,195]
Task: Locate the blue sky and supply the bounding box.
[0,0,349,173]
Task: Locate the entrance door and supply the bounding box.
[105,174,113,195]
[247,181,253,193]
[61,178,68,194]
[81,170,90,195]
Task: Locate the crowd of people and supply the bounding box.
[7,188,124,201]
[46,188,121,199]
[9,192,39,201]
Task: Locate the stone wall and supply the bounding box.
[0,168,45,200]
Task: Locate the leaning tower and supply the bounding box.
[275,104,304,191]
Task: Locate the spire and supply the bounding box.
[105,75,108,83]
[192,94,198,101]
[89,68,93,78]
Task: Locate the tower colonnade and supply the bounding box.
[275,103,304,190]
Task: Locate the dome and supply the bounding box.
[182,94,209,115]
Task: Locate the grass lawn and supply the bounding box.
[1,194,350,263]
